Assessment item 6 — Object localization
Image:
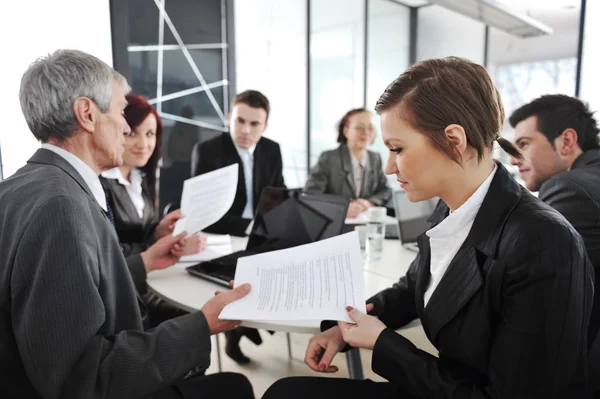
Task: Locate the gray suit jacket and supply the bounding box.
[0,149,211,399]
[305,144,392,206]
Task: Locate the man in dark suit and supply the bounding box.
[191,90,285,364]
[509,94,600,394]
[191,90,285,237]
[0,49,253,399]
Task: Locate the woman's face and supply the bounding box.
[122,113,158,168]
[344,112,377,150]
[380,109,457,203]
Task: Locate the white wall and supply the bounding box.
[234,0,308,188]
[417,5,486,64]
[0,0,113,179]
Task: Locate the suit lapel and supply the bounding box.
[414,234,431,318]
[113,182,141,220]
[252,141,263,206]
[339,145,357,197]
[223,134,247,206]
[360,152,375,198]
[421,242,484,344]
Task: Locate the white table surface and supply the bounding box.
[146,236,419,334]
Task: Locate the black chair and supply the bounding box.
[158,161,189,217]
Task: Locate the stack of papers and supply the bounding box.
[219,231,366,323]
[179,235,233,263]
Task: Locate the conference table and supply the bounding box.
[146,234,419,379]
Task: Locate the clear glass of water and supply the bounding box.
[366,221,384,261]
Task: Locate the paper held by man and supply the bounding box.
[173,164,238,237]
[219,231,366,323]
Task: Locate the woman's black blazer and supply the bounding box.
[367,163,594,398]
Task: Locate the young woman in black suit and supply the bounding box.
[263,57,594,398]
[101,94,207,327]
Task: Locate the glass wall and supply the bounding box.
[366,0,410,186]
[416,5,486,64]
[580,0,600,115]
[235,0,308,188]
[309,0,366,167]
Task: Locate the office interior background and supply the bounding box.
[0,0,598,205]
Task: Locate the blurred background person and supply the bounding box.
[305,108,391,218]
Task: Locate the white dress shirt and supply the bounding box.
[101,167,145,218]
[234,143,257,219]
[350,151,368,197]
[424,165,497,307]
[41,143,107,211]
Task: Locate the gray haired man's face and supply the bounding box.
[92,80,131,171]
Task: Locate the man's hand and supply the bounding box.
[141,232,186,273]
[338,305,386,350]
[201,283,251,335]
[153,209,183,240]
[171,234,208,257]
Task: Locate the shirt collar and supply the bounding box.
[41,143,108,211]
[427,164,497,238]
[101,167,143,188]
[233,142,257,159]
[350,151,368,169]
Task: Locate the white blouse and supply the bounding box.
[424,165,497,307]
[101,167,145,218]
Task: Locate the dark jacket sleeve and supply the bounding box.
[371,241,593,398]
[11,196,212,399]
[125,254,147,294]
[366,153,392,207]
[367,250,420,329]
[273,142,286,188]
[190,141,203,177]
[539,174,600,266]
[305,152,330,194]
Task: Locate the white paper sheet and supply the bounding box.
[345,212,397,225]
[219,231,365,323]
[178,235,233,263]
[173,164,238,237]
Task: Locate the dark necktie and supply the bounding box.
[105,196,116,227]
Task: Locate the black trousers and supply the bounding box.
[262,377,414,399]
[152,372,254,399]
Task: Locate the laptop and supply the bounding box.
[186,187,350,286]
[393,190,438,252]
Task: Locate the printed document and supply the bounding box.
[173,164,238,237]
[219,231,365,323]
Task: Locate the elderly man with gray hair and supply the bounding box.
[0,50,254,399]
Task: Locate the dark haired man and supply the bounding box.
[191,90,286,364]
[510,94,600,394]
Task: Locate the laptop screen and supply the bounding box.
[393,190,438,244]
[246,188,349,253]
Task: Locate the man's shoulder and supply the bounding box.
[0,164,92,217]
[541,166,600,204]
[197,133,229,152]
[258,136,281,152]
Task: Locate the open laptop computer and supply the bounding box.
[393,190,438,252]
[186,187,350,286]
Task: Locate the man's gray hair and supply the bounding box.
[19,49,131,142]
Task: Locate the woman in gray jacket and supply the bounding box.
[305,108,392,218]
